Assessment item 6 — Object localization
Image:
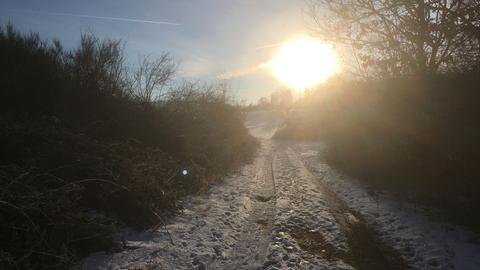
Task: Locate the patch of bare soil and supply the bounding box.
[293,149,410,269]
[290,225,340,261]
[343,212,410,270]
[323,186,410,269]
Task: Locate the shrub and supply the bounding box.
[0,24,256,269]
[277,72,480,231]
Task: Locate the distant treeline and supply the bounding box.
[0,24,256,269]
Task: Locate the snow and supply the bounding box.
[80,111,480,270]
[244,110,285,139]
[81,140,276,269]
[293,141,480,270]
[262,145,354,270]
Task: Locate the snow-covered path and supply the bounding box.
[82,111,480,270]
[82,139,276,270]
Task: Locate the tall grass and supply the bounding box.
[0,24,256,269]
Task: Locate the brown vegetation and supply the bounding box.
[0,24,256,269]
[275,72,480,231]
[273,0,480,232]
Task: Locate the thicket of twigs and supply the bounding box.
[0,24,256,269]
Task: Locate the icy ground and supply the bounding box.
[81,111,480,270]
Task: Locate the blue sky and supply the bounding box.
[0,0,310,103]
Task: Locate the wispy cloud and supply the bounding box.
[217,62,269,79]
[9,9,180,26]
[255,43,282,50]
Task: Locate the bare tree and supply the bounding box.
[308,0,480,77]
[69,32,129,96]
[132,53,176,103]
[257,97,270,106]
[270,88,293,108]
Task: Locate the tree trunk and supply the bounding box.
[416,0,428,74]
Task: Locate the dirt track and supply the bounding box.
[82,111,480,270]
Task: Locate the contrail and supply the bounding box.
[255,43,282,50]
[217,62,269,79]
[216,43,279,80]
[9,9,180,26]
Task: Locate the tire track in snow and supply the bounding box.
[81,140,277,270]
[261,143,354,270]
[222,139,276,269]
[259,143,408,270]
[292,141,480,270]
[286,146,408,270]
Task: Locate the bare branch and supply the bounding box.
[132,53,177,103]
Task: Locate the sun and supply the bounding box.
[270,36,338,90]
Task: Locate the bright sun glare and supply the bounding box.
[270,36,338,90]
